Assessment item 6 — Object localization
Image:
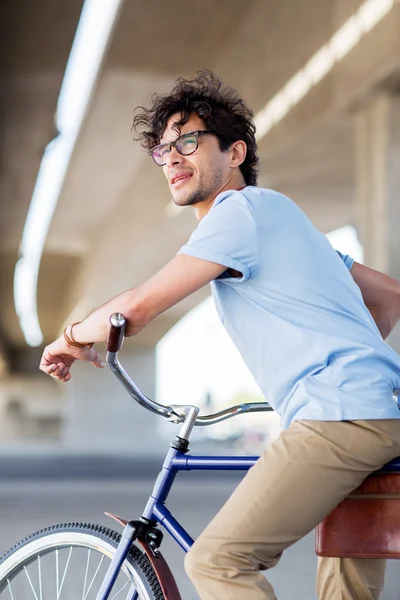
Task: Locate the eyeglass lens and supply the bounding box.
[152,133,198,165]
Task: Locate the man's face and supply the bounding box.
[160,113,231,209]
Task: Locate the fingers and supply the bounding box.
[51,372,71,382]
[88,348,106,369]
[39,345,106,382]
[49,362,72,382]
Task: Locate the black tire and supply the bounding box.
[0,521,165,600]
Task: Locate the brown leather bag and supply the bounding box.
[315,472,400,559]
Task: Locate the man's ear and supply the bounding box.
[230,140,247,167]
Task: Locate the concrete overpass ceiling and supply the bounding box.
[260,115,356,233]
[105,0,254,72]
[0,0,85,251]
[45,0,256,258]
[41,0,257,342]
[0,0,84,349]
[7,0,400,349]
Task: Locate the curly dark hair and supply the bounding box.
[132,70,259,186]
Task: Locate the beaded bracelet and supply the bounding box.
[63,322,94,349]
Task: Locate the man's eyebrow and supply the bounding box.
[160,126,182,144]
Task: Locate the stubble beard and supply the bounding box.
[172,168,224,207]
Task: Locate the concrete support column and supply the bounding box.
[355,92,400,351]
[62,344,164,456]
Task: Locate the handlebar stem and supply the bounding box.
[177,406,200,441]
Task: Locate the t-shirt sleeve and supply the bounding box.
[336,249,355,271]
[178,191,259,282]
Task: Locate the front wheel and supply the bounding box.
[0,522,164,600]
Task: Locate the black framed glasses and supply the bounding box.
[149,130,215,166]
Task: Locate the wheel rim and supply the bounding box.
[0,531,152,600]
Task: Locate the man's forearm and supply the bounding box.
[66,255,226,347]
[349,262,400,340]
[368,306,392,340]
[368,299,400,340]
[70,288,150,345]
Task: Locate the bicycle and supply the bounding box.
[1,312,400,600]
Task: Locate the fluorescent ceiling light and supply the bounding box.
[255,0,394,140]
[330,17,361,61]
[14,0,123,347]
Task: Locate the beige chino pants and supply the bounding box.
[185,419,400,599]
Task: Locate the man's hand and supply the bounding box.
[39,336,105,382]
[40,254,227,381]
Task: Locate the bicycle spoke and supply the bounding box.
[23,566,39,600]
[57,547,73,599]
[37,556,42,600]
[56,549,59,598]
[83,555,104,600]
[0,525,161,600]
[110,580,131,600]
[82,549,91,600]
[7,579,15,600]
[126,587,139,600]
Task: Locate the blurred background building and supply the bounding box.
[1,0,400,462]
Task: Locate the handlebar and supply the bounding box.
[106,313,126,352]
[106,313,274,427]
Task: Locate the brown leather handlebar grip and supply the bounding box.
[106,313,126,352]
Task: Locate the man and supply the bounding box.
[40,70,400,599]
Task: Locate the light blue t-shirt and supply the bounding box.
[178,186,400,429]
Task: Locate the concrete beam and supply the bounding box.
[355,92,400,353]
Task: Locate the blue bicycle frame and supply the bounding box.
[95,314,400,600]
[143,449,259,552]
[95,444,400,600]
[95,447,260,600]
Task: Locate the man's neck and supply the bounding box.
[194,178,247,221]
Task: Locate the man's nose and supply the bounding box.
[165,145,184,167]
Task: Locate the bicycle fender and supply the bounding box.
[105,511,129,527]
[105,512,182,600]
[137,539,182,600]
